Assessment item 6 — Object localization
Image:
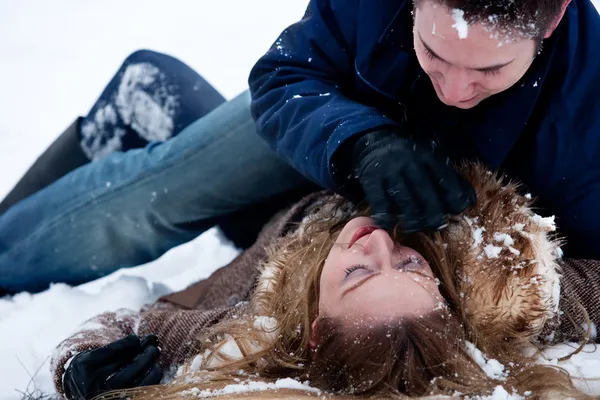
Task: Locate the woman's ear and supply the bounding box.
[309,318,320,349]
[544,0,572,38]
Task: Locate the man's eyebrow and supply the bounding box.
[340,273,379,300]
[418,31,515,72]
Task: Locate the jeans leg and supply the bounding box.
[0,90,316,293]
[81,49,226,160]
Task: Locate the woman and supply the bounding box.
[51,163,600,399]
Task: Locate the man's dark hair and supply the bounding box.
[413,0,566,40]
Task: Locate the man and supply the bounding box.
[249,0,600,257]
[0,0,597,293]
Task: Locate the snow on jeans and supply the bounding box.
[0,51,313,293]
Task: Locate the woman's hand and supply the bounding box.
[63,334,163,400]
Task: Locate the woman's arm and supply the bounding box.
[51,304,243,395]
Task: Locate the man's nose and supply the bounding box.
[439,68,473,105]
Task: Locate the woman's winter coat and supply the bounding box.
[51,166,600,395]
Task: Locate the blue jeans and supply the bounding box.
[0,77,314,293]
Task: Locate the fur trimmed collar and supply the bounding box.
[444,164,562,344]
[255,163,562,343]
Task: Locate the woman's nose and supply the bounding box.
[362,229,395,258]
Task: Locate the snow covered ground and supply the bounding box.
[1,1,599,399]
[0,1,307,398]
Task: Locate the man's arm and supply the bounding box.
[249,0,400,195]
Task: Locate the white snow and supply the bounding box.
[0,1,307,398]
[484,244,503,259]
[115,63,177,142]
[467,385,525,400]
[179,377,321,398]
[531,214,557,231]
[451,9,469,39]
[465,341,507,381]
[472,226,486,248]
[1,0,600,398]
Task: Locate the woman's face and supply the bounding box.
[317,217,443,323]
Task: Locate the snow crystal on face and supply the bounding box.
[465,341,507,380]
[484,244,502,259]
[180,378,322,398]
[116,63,177,142]
[451,9,469,39]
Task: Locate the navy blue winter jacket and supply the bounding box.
[248,0,600,258]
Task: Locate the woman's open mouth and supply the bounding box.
[348,226,378,248]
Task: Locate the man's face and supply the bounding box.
[413,1,538,109]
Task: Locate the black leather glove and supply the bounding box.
[63,334,163,400]
[353,129,476,232]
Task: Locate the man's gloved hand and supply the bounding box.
[352,129,476,232]
[63,334,163,400]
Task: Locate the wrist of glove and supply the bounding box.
[352,128,476,232]
[63,334,163,400]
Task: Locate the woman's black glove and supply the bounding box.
[352,129,476,232]
[63,334,163,400]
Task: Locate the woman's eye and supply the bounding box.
[396,255,426,271]
[344,264,370,278]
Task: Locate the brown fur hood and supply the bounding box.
[256,163,563,344]
[443,163,562,344]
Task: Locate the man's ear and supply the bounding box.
[309,318,320,349]
[544,0,572,38]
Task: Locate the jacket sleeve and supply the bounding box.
[50,304,241,395]
[248,0,400,196]
[51,308,141,395]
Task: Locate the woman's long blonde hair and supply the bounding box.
[100,193,593,400]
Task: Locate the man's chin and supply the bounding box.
[438,95,483,109]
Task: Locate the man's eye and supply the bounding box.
[344,264,370,278]
[483,68,502,76]
[423,47,438,62]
